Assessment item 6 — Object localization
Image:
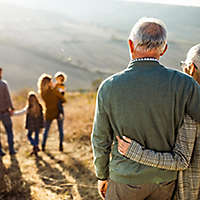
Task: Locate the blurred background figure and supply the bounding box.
[54,71,67,120]
[38,74,66,152]
[14,91,44,156]
[25,92,43,156]
[0,68,2,80]
[0,67,16,156]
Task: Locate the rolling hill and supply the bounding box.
[0,1,199,91]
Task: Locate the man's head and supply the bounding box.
[181,44,200,84]
[0,67,2,80]
[128,17,168,60]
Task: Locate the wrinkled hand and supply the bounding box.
[116,136,132,156]
[98,180,108,199]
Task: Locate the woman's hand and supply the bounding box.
[116,136,132,156]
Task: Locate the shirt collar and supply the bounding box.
[128,57,159,69]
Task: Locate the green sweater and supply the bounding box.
[91,60,200,185]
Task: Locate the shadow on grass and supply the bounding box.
[44,151,100,200]
[35,155,73,198]
[0,155,32,200]
[0,158,8,198]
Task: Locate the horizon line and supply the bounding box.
[122,0,200,7]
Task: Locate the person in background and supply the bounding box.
[0,67,16,156]
[0,68,2,80]
[38,74,66,152]
[14,92,44,156]
[117,43,200,200]
[54,72,67,120]
[91,17,200,200]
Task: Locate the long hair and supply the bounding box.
[27,91,41,118]
[37,73,52,95]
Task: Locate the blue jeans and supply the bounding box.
[0,112,15,153]
[58,101,64,115]
[42,118,64,148]
[27,130,39,147]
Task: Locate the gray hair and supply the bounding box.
[129,17,167,52]
[185,44,200,69]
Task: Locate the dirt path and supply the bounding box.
[0,92,101,200]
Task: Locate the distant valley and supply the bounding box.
[0,1,199,91]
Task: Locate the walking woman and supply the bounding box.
[38,74,66,152]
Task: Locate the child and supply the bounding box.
[14,92,44,156]
[54,72,67,120]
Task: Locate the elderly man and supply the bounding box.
[117,43,200,200]
[91,17,200,200]
[0,68,16,156]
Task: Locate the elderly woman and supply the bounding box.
[38,73,66,152]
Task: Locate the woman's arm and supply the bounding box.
[13,106,28,116]
[117,115,197,171]
[53,88,66,103]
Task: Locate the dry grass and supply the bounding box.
[0,91,101,200]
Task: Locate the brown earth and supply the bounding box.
[0,91,101,200]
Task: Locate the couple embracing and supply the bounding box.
[92,17,200,200]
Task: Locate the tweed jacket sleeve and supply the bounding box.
[125,115,197,171]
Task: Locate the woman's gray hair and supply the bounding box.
[129,17,167,52]
[185,44,200,69]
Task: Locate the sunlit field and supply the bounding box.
[0,91,100,200]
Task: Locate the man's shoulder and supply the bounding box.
[98,71,125,92]
[161,65,195,83]
[161,65,190,77]
[0,80,8,87]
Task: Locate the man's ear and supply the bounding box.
[160,44,168,56]
[190,63,196,77]
[128,40,134,54]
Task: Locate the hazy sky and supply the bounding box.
[124,0,200,7]
[1,0,200,7]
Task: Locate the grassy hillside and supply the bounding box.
[0,2,199,91]
[0,91,100,200]
[0,3,127,91]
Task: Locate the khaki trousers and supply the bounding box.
[105,179,175,200]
